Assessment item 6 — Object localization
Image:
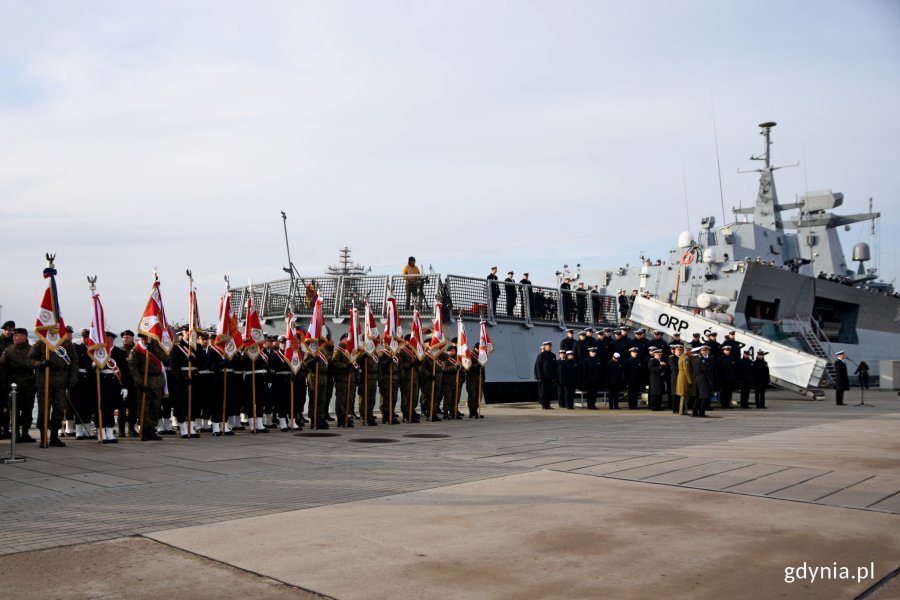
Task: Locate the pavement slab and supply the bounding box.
[148,470,900,600]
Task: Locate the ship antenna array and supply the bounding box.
[710,94,727,225]
[738,121,799,175]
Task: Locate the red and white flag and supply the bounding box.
[307,293,324,351]
[188,287,201,351]
[87,290,110,368]
[243,287,265,361]
[138,276,175,356]
[457,318,471,371]
[384,293,400,353]
[478,320,492,366]
[410,310,425,360]
[215,292,243,359]
[364,300,379,356]
[284,311,302,375]
[34,263,67,350]
[430,300,446,356]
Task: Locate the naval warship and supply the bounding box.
[230,123,895,402]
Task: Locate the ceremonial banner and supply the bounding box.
[410,310,425,359]
[138,276,175,356]
[87,291,110,368]
[307,293,324,351]
[349,306,360,359]
[385,293,400,353]
[34,263,67,350]
[243,288,265,361]
[188,287,201,351]
[430,300,446,356]
[364,300,379,356]
[477,320,493,367]
[215,292,243,359]
[284,311,302,374]
[457,318,471,371]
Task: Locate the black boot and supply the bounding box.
[48,432,66,447]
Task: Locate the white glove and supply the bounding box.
[120,389,129,399]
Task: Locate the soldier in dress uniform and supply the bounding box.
[269,336,294,431]
[205,337,234,436]
[30,332,77,447]
[624,347,645,409]
[582,347,603,410]
[715,345,737,408]
[331,334,356,427]
[833,350,850,406]
[398,335,421,423]
[692,346,715,417]
[72,329,95,439]
[118,330,138,437]
[705,331,723,356]
[504,271,517,317]
[354,337,378,426]
[676,345,695,415]
[0,327,37,442]
[667,344,683,413]
[193,331,211,433]
[169,326,200,438]
[590,285,601,325]
[465,343,485,418]
[0,320,15,440]
[556,349,567,408]
[722,331,745,355]
[560,278,574,322]
[575,282,587,323]
[519,273,533,319]
[559,350,578,410]
[379,344,400,424]
[647,348,667,411]
[752,351,770,409]
[606,352,623,409]
[420,347,443,421]
[560,329,576,353]
[632,328,650,359]
[651,330,671,360]
[440,344,463,418]
[616,289,629,320]
[737,349,753,409]
[533,341,556,410]
[302,338,333,429]
[689,333,703,349]
[92,331,126,443]
[127,333,167,441]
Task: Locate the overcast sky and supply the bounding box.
[2,0,899,331]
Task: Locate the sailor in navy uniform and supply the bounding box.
[833,350,850,405]
[560,329,576,353]
[486,267,500,317]
[504,271,517,317]
[533,341,557,410]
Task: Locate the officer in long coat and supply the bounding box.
[833,350,850,406]
[582,347,603,410]
[676,346,695,415]
[647,348,667,411]
[715,345,737,408]
[533,341,557,410]
[736,349,754,408]
[691,346,715,417]
[558,350,578,409]
[752,351,770,409]
[667,344,683,413]
[606,352,623,409]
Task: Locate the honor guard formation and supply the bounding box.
[533,325,795,417]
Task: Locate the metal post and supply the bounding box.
[2,384,27,464]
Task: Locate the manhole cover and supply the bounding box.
[402,433,451,439]
[349,438,399,444]
[294,432,342,437]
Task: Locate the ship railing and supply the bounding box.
[337,276,390,317]
[492,279,531,326]
[444,274,490,321]
[527,285,561,327]
[231,275,341,321]
[389,273,442,319]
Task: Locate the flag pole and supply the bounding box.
[251,356,258,432]
[313,361,319,430]
[88,275,103,444]
[290,378,295,431]
[221,367,228,434]
[363,360,368,426]
[454,370,459,420]
[389,361,393,422]
[430,358,437,421]
[42,343,50,448]
[139,343,150,438]
[409,367,414,422]
[478,371,483,418]
[186,269,194,439]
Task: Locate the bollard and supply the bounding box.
[2,383,27,464]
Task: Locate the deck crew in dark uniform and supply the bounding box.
[833,350,850,405]
[715,345,736,408]
[487,266,500,317]
[118,330,138,437]
[722,331,745,355]
[72,329,94,439]
[705,331,722,356]
[533,341,557,410]
[559,350,578,409]
[575,282,587,323]
[504,271,517,317]
[692,346,715,417]
[303,339,333,429]
[590,285,601,325]
[269,336,293,430]
[689,333,703,349]
[616,289,629,320]
[560,278,574,322]
[560,329,576,353]
[651,330,671,360]
[92,331,126,443]
[624,347,645,409]
[556,349,567,408]
[519,273,533,319]
[169,327,200,438]
[752,351,770,409]
[632,328,650,359]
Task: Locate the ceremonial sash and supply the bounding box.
[136,342,169,395]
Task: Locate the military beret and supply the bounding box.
[340,333,349,341]
[451,337,458,343]
[65,325,74,333]
[80,328,90,337]
[138,332,149,339]
[13,327,27,335]
[121,330,135,337]
[105,331,117,339]
[2,321,15,329]
[629,347,639,352]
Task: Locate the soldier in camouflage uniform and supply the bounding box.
[29,335,76,447]
[357,346,379,426]
[0,320,14,440]
[302,339,332,430]
[127,334,168,441]
[465,343,485,418]
[0,327,37,442]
